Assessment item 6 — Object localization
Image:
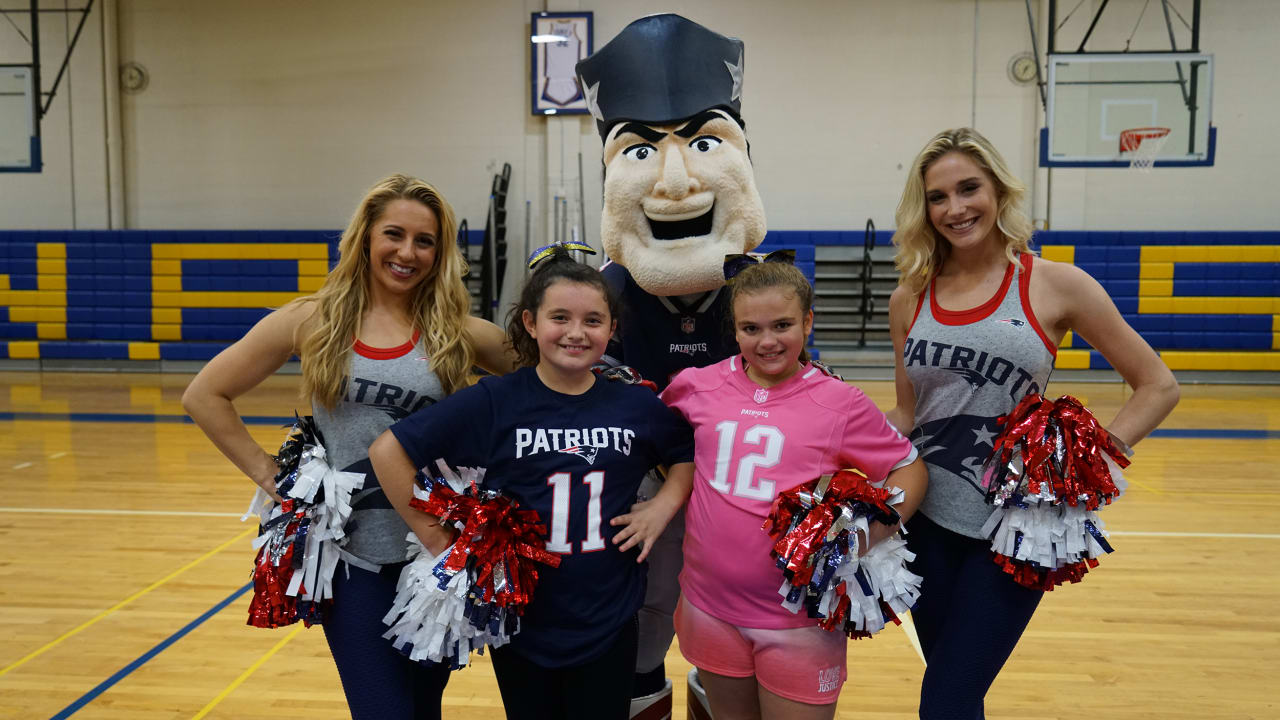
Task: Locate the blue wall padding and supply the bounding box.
[1,229,1278,361]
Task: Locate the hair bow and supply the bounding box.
[723,248,796,282]
[527,241,597,270]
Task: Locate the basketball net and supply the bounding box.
[1119,127,1171,173]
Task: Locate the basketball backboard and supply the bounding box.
[1041,52,1214,168]
[0,2,95,174]
[0,66,40,172]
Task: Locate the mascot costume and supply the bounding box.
[577,14,766,720]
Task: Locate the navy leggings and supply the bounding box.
[490,616,638,720]
[905,513,1043,720]
[322,560,451,720]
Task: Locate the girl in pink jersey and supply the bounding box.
[658,259,928,719]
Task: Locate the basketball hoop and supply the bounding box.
[1119,127,1170,172]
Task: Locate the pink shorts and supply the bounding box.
[674,596,847,705]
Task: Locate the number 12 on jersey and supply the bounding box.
[546,471,606,554]
[710,421,784,501]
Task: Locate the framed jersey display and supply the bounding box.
[530,11,593,116]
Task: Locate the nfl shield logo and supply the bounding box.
[753,388,769,404]
[681,316,696,334]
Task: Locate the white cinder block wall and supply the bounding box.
[4,0,1276,249]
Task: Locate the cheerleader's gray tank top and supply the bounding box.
[312,331,444,565]
[904,254,1056,538]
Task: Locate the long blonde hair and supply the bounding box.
[297,174,475,409]
[891,127,1034,295]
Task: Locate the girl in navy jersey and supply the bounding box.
[887,128,1179,719]
[370,247,696,720]
[183,175,514,720]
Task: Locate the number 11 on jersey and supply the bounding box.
[546,471,606,553]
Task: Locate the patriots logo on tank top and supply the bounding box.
[340,375,437,420]
[943,366,990,389]
[903,338,1043,401]
[997,317,1026,327]
[557,445,600,465]
[372,398,436,421]
[909,413,1001,493]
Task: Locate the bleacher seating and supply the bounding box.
[1036,232,1280,371]
[2,229,1278,371]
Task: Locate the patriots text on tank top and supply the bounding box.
[904,254,1056,538]
[311,332,444,565]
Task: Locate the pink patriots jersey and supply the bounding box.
[661,355,917,629]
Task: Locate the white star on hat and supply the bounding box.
[583,79,604,123]
[724,49,743,101]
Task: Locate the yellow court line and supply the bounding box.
[0,527,255,677]
[1137,490,1280,499]
[191,624,305,719]
[898,610,926,666]
[0,507,242,518]
[1122,475,1164,496]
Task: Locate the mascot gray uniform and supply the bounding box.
[576,14,766,720]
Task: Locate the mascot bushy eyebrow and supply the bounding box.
[576,14,766,719]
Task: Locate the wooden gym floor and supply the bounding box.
[0,371,1276,720]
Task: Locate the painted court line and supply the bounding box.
[1150,428,1280,439]
[191,624,305,720]
[49,581,254,720]
[6,512,1261,535]
[1149,489,1280,499]
[0,507,243,518]
[1122,475,1164,496]
[1110,530,1280,539]
[0,528,254,678]
[5,410,1280,439]
[898,611,926,666]
[0,410,292,425]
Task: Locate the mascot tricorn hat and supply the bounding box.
[576,14,745,139]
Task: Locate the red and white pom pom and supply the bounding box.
[981,394,1130,590]
[382,460,561,669]
[246,499,306,628]
[763,469,922,639]
[245,417,365,628]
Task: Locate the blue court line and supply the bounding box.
[4,410,1280,439]
[0,411,293,425]
[49,581,253,720]
[1150,428,1280,439]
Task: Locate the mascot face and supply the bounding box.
[602,109,765,296]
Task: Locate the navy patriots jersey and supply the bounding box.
[602,262,737,390]
[388,366,694,668]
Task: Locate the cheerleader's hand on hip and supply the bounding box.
[610,461,694,563]
[250,450,285,503]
